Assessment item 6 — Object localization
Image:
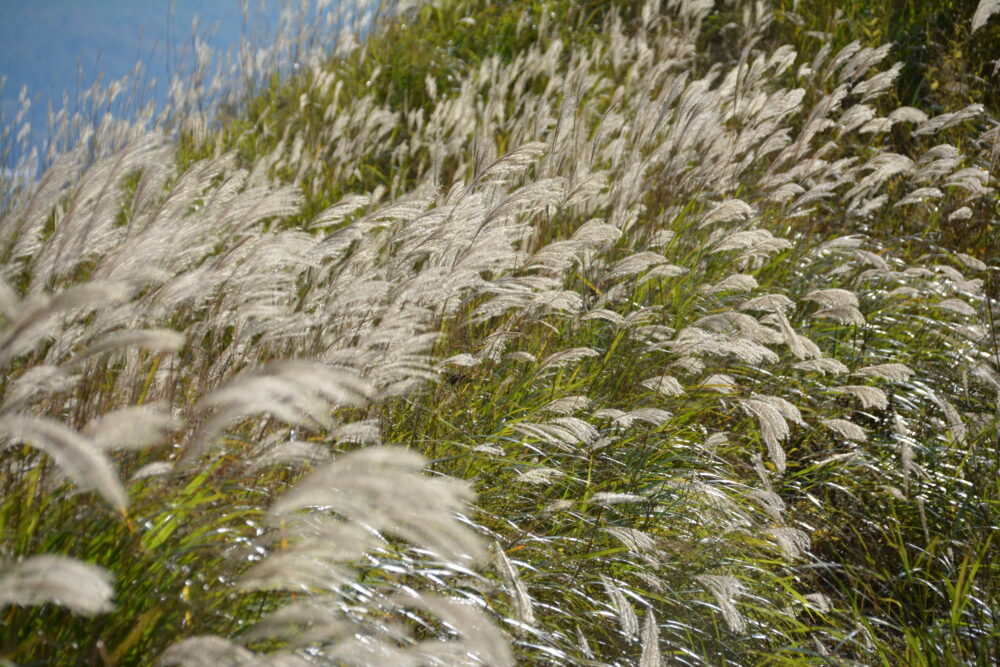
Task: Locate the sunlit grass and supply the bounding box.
[1,0,998,664]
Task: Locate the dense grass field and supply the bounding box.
[1,0,998,664]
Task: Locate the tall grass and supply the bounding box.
[1,0,997,664]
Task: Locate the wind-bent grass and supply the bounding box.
[1,0,998,664]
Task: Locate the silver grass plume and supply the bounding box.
[936,298,978,317]
[672,326,780,365]
[710,229,792,260]
[701,273,759,294]
[802,288,859,309]
[189,360,374,459]
[388,592,514,666]
[1,364,77,411]
[512,417,599,451]
[594,407,673,429]
[706,432,731,452]
[739,395,804,475]
[537,346,599,372]
[541,395,592,414]
[0,415,128,511]
[495,541,536,626]
[158,636,307,666]
[890,106,929,124]
[740,293,794,314]
[0,281,132,368]
[591,492,645,506]
[68,328,185,366]
[602,251,672,283]
[767,526,812,561]
[174,447,510,665]
[600,575,640,639]
[793,357,849,375]
[83,403,181,451]
[640,610,661,667]
[696,574,746,633]
[605,526,663,568]
[576,626,596,661]
[777,310,824,359]
[973,1,1000,31]
[854,363,914,382]
[700,198,755,227]
[833,385,889,411]
[821,418,868,442]
[0,555,115,617]
[256,447,485,575]
[930,393,967,443]
[231,593,514,666]
[802,287,865,325]
[642,374,686,396]
[516,467,564,486]
[915,104,984,137]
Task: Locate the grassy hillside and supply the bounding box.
[1,0,998,664]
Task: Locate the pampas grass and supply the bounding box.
[1,0,998,663]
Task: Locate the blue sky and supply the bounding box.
[0,0,281,152]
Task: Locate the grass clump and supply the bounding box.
[1,0,998,664]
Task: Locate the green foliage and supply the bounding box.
[776,0,1000,111]
[769,0,1000,269]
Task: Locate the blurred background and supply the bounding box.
[0,0,282,153]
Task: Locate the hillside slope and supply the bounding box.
[1,1,997,664]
